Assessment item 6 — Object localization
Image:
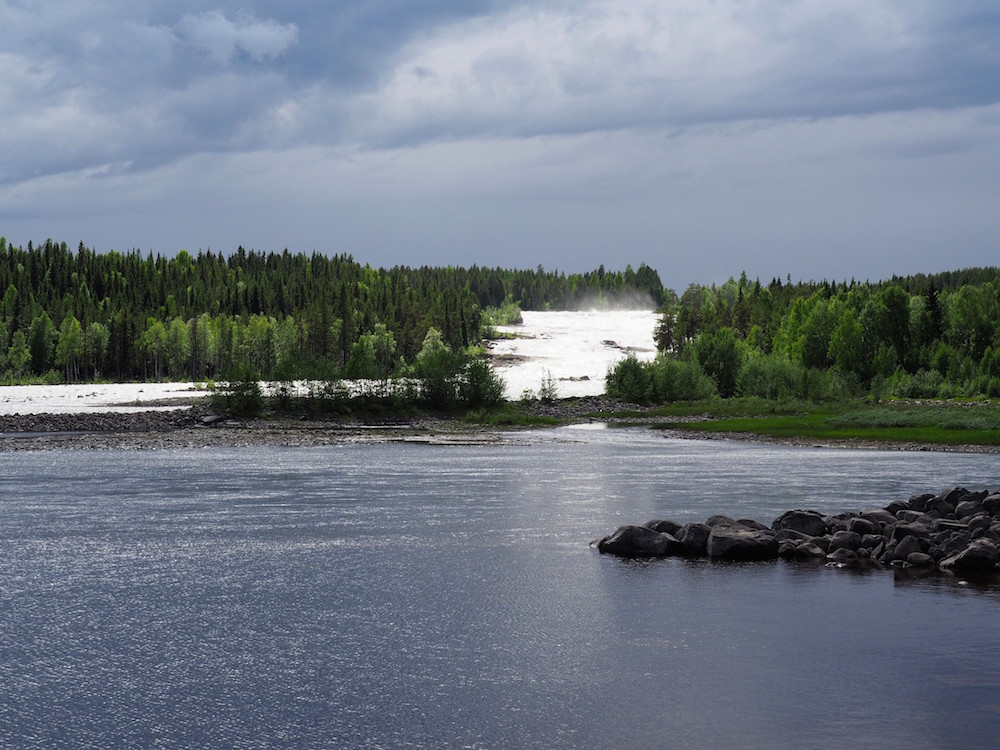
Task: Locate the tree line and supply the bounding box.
[610,268,1000,403]
[0,238,662,383]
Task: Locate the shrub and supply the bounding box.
[737,352,802,400]
[460,359,506,408]
[648,356,717,402]
[606,356,652,403]
[212,362,263,416]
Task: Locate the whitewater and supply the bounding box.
[0,310,659,413]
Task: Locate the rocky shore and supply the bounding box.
[596,486,1000,580]
[2,395,999,453]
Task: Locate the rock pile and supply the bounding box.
[596,486,1000,576]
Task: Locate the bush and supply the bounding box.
[641,355,716,402]
[415,327,465,409]
[460,359,506,408]
[538,371,559,402]
[693,328,744,398]
[212,362,263,416]
[606,356,652,403]
[737,352,803,400]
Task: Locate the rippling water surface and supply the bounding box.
[3,428,1000,749]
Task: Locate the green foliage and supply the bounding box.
[606,354,716,403]
[415,327,465,408]
[212,362,263,417]
[693,327,743,398]
[737,352,804,401]
[7,330,31,379]
[459,359,506,408]
[482,295,523,327]
[538,370,559,402]
[56,313,84,381]
[605,356,651,403]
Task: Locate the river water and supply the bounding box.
[3,427,1000,749]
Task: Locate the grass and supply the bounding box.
[651,400,1000,446]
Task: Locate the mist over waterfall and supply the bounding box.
[489,310,659,400]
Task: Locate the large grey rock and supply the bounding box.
[828,530,862,552]
[598,525,684,558]
[983,493,1000,516]
[893,522,931,541]
[826,548,859,564]
[772,509,827,537]
[908,493,936,512]
[860,509,897,527]
[644,519,682,535]
[706,526,778,560]
[906,552,935,567]
[676,523,711,555]
[940,539,999,574]
[893,535,923,562]
[705,515,742,528]
[848,517,877,536]
[955,500,986,520]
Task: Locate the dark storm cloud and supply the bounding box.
[1,1,998,278]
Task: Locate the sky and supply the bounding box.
[1,1,999,290]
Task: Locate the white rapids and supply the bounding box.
[489,309,659,400]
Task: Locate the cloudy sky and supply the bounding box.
[1,1,998,289]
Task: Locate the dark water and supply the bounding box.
[2,426,1000,749]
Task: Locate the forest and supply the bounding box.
[609,268,1000,403]
[4,236,1000,407]
[0,238,661,385]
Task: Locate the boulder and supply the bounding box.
[676,523,711,555]
[779,540,827,560]
[705,515,742,528]
[955,500,986,520]
[598,525,684,558]
[797,542,828,559]
[893,535,924,562]
[967,515,992,535]
[861,533,886,549]
[772,509,827,537]
[893,522,931,542]
[828,530,862,552]
[848,517,877,536]
[908,493,936,512]
[983,493,1000,516]
[860,509,897,527]
[939,539,999,574]
[706,526,778,560]
[886,499,912,515]
[938,487,972,506]
[826,548,859,564]
[644,519,682,535]
[774,528,813,543]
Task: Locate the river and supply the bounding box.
[2,426,999,749]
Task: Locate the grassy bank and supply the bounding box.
[631,399,1000,447]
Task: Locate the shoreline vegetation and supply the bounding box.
[2,239,1000,452]
[2,393,1000,452]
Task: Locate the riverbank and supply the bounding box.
[3,395,1000,452]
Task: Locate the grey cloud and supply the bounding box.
[178,10,298,65]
